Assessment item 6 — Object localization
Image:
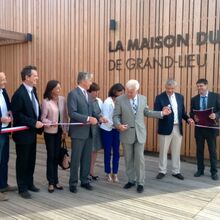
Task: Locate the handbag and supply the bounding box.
[58,140,71,170]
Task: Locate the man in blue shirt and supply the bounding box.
[190,79,220,180]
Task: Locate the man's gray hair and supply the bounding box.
[165,79,177,87]
[126,79,140,91]
[77,72,93,84]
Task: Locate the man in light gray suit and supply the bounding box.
[67,72,105,193]
[113,80,171,193]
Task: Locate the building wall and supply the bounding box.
[0,0,219,158]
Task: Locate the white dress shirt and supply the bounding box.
[168,93,179,124]
[100,97,115,131]
[0,89,9,128]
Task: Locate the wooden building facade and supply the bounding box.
[0,0,219,158]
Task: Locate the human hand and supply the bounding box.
[99,116,108,123]
[35,121,44,128]
[162,106,172,116]
[209,113,216,120]
[0,116,12,123]
[117,124,128,132]
[89,117,98,125]
[187,118,194,125]
[194,115,199,123]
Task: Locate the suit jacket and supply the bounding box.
[113,94,162,144]
[190,91,220,137]
[41,96,69,134]
[67,87,101,139]
[154,92,189,135]
[0,88,11,131]
[11,84,43,144]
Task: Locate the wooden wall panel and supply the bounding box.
[0,0,219,159]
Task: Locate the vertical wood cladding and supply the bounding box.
[0,0,219,158]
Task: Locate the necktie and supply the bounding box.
[83,90,88,102]
[31,90,37,116]
[201,96,207,110]
[132,98,137,115]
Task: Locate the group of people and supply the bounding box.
[0,65,219,201]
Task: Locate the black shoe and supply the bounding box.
[28,185,40,192]
[54,184,63,190]
[48,185,54,193]
[80,183,93,191]
[172,173,184,180]
[194,170,204,177]
[0,185,17,193]
[69,186,77,193]
[90,174,99,181]
[137,185,144,193]
[156,173,165,179]
[19,191,31,199]
[123,182,136,189]
[211,174,219,181]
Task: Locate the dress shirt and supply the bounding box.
[78,85,88,102]
[168,93,179,124]
[0,89,9,128]
[200,92,208,110]
[23,83,39,118]
[100,97,115,131]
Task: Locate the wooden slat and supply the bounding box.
[2,141,220,219]
[0,0,219,159]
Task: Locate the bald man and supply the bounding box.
[0,72,17,201]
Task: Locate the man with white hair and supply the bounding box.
[154,79,193,180]
[113,79,171,193]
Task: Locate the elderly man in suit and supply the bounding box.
[0,72,17,201]
[11,65,44,199]
[190,79,220,180]
[113,79,171,193]
[67,72,106,193]
[154,79,194,180]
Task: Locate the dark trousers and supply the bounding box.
[69,137,92,186]
[101,129,120,174]
[195,128,218,175]
[44,128,62,185]
[0,133,9,189]
[15,141,37,193]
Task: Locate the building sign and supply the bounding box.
[108,30,220,71]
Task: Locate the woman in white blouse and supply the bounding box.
[100,83,125,182]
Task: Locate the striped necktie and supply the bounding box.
[132,98,137,115]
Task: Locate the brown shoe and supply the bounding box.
[0,192,8,201]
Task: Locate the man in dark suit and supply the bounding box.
[11,65,44,199]
[190,78,220,180]
[0,72,17,201]
[154,79,193,180]
[67,72,105,193]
